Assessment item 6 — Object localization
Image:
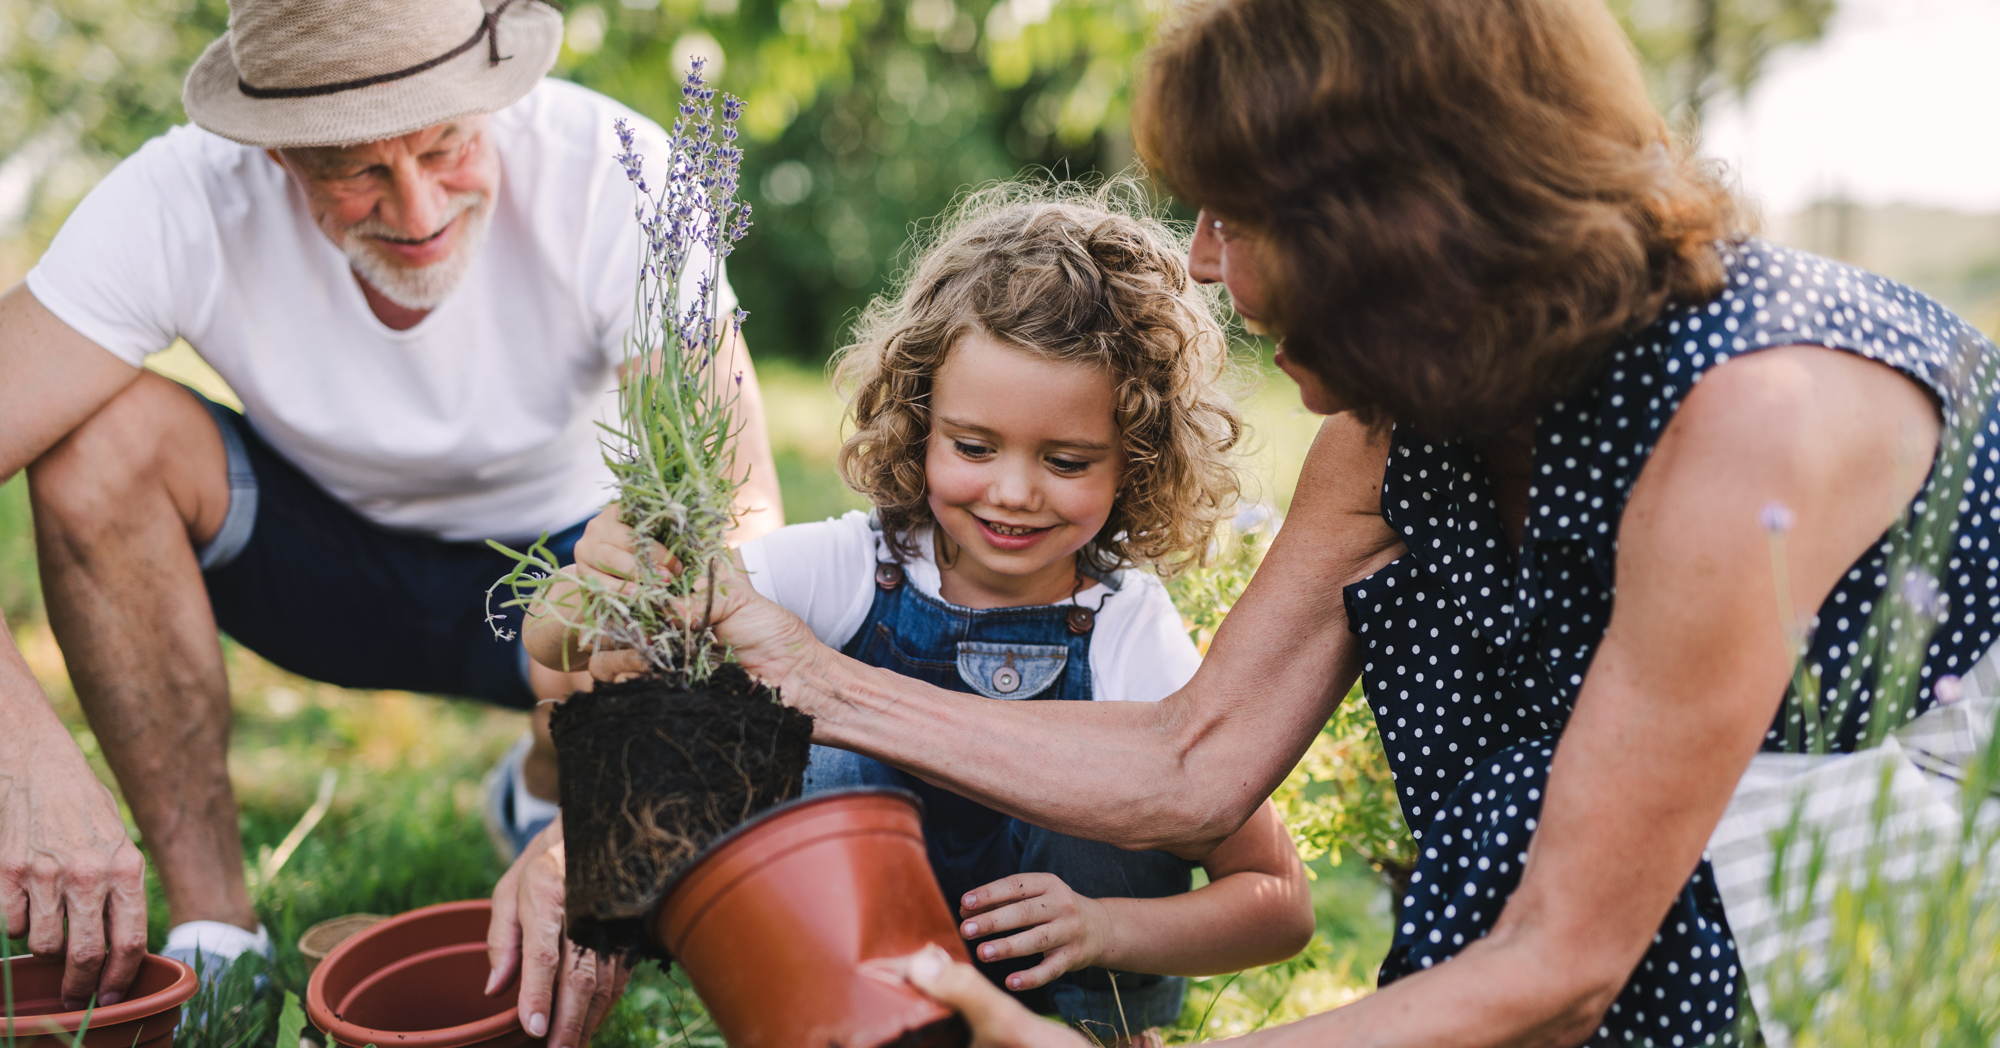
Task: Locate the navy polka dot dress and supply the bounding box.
[1344,239,1998,1045]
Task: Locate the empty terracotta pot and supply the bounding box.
[652,788,971,1048]
[299,914,387,978]
[306,900,539,1048]
[0,953,197,1048]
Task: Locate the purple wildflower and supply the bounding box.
[1900,569,1945,618]
[1760,502,1795,535]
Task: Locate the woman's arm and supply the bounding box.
[716,415,1407,855]
[1212,347,1939,1047]
[958,799,1315,988]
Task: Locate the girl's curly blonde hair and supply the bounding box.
[833,180,1243,578]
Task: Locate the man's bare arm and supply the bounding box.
[0,285,142,481]
[718,333,783,541]
[0,283,152,1006]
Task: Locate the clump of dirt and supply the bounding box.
[551,663,813,958]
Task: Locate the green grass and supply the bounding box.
[1,475,37,627]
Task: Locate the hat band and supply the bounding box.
[236,0,538,100]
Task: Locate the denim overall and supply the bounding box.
[803,556,1194,1033]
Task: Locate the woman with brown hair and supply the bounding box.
[493,0,1998,1042]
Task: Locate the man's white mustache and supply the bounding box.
[346,192,486,250]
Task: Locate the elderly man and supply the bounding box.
[0,0,781,1012]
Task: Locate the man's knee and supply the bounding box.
[28,373,228,545]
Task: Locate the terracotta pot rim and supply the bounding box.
[300,914,389,958]
[306,900,519,1047]
[0,953,198,1028]
[655,786,923,906]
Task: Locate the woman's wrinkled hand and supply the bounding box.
[957,874,1113,991]
[863,945,1088,1048]
[485,816,629,1048]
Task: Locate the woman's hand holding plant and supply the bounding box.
[956,874,1114,991]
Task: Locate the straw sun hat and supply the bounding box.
[183,0,563,149]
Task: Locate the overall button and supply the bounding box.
[875,562,905,591]
[1066,607,1095,634]
[957,642,1067,700]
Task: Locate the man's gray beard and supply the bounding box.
[340,192,491,312]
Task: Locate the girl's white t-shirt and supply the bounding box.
[24,79,732,543]
[736,511,1203,703]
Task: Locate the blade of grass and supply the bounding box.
[1190,971,1241,1041]
[275,991,305,1048]
[260,770,338,887]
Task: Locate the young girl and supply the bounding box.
[529,186,1313,1038]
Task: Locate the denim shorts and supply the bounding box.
[194,392,590,709]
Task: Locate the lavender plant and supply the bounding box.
[492,61,753,682]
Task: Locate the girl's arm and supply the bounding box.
[958,800,1314,989]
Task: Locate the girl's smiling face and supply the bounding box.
[925,331,1124,608]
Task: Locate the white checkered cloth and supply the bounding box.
[1706,650,2000,1044]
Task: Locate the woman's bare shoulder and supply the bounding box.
[1670,344,1939,482]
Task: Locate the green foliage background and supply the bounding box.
[2,0,1831,359]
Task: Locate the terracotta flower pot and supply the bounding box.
[306,900,538,1048]
[0,953,197,1048]
[652,788,971,1048]
[299,914,387,978]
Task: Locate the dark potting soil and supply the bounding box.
[551,663,813,958]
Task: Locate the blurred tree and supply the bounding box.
[0,0,229,244]
[549,0,1162,360]
[4,0,1834,356]
[1605,0,1834,124]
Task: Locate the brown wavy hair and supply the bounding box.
[833,181,1243,577]
[1133,0,1745,439]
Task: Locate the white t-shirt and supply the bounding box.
[25,79,733,543]
[737,511,1203,703]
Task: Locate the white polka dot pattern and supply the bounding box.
[1343,240,1998,1045]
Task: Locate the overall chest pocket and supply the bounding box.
[956,642,1068,700]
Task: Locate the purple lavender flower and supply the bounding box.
[1760,502,1795,535]
[1900,569,1945,618]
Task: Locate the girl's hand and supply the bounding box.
[864,945,1088,1048]
[957,874,1113,990]
[571,504,677,590]
[554,506,833,704]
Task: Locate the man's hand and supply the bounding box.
[864,945,1086,1048]
[486,816,628,1048]
[956,875,1112,991]
[0,667,149,1009]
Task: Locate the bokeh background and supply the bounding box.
[3,0,1998,1041]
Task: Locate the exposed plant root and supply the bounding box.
[551,663,813,958]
